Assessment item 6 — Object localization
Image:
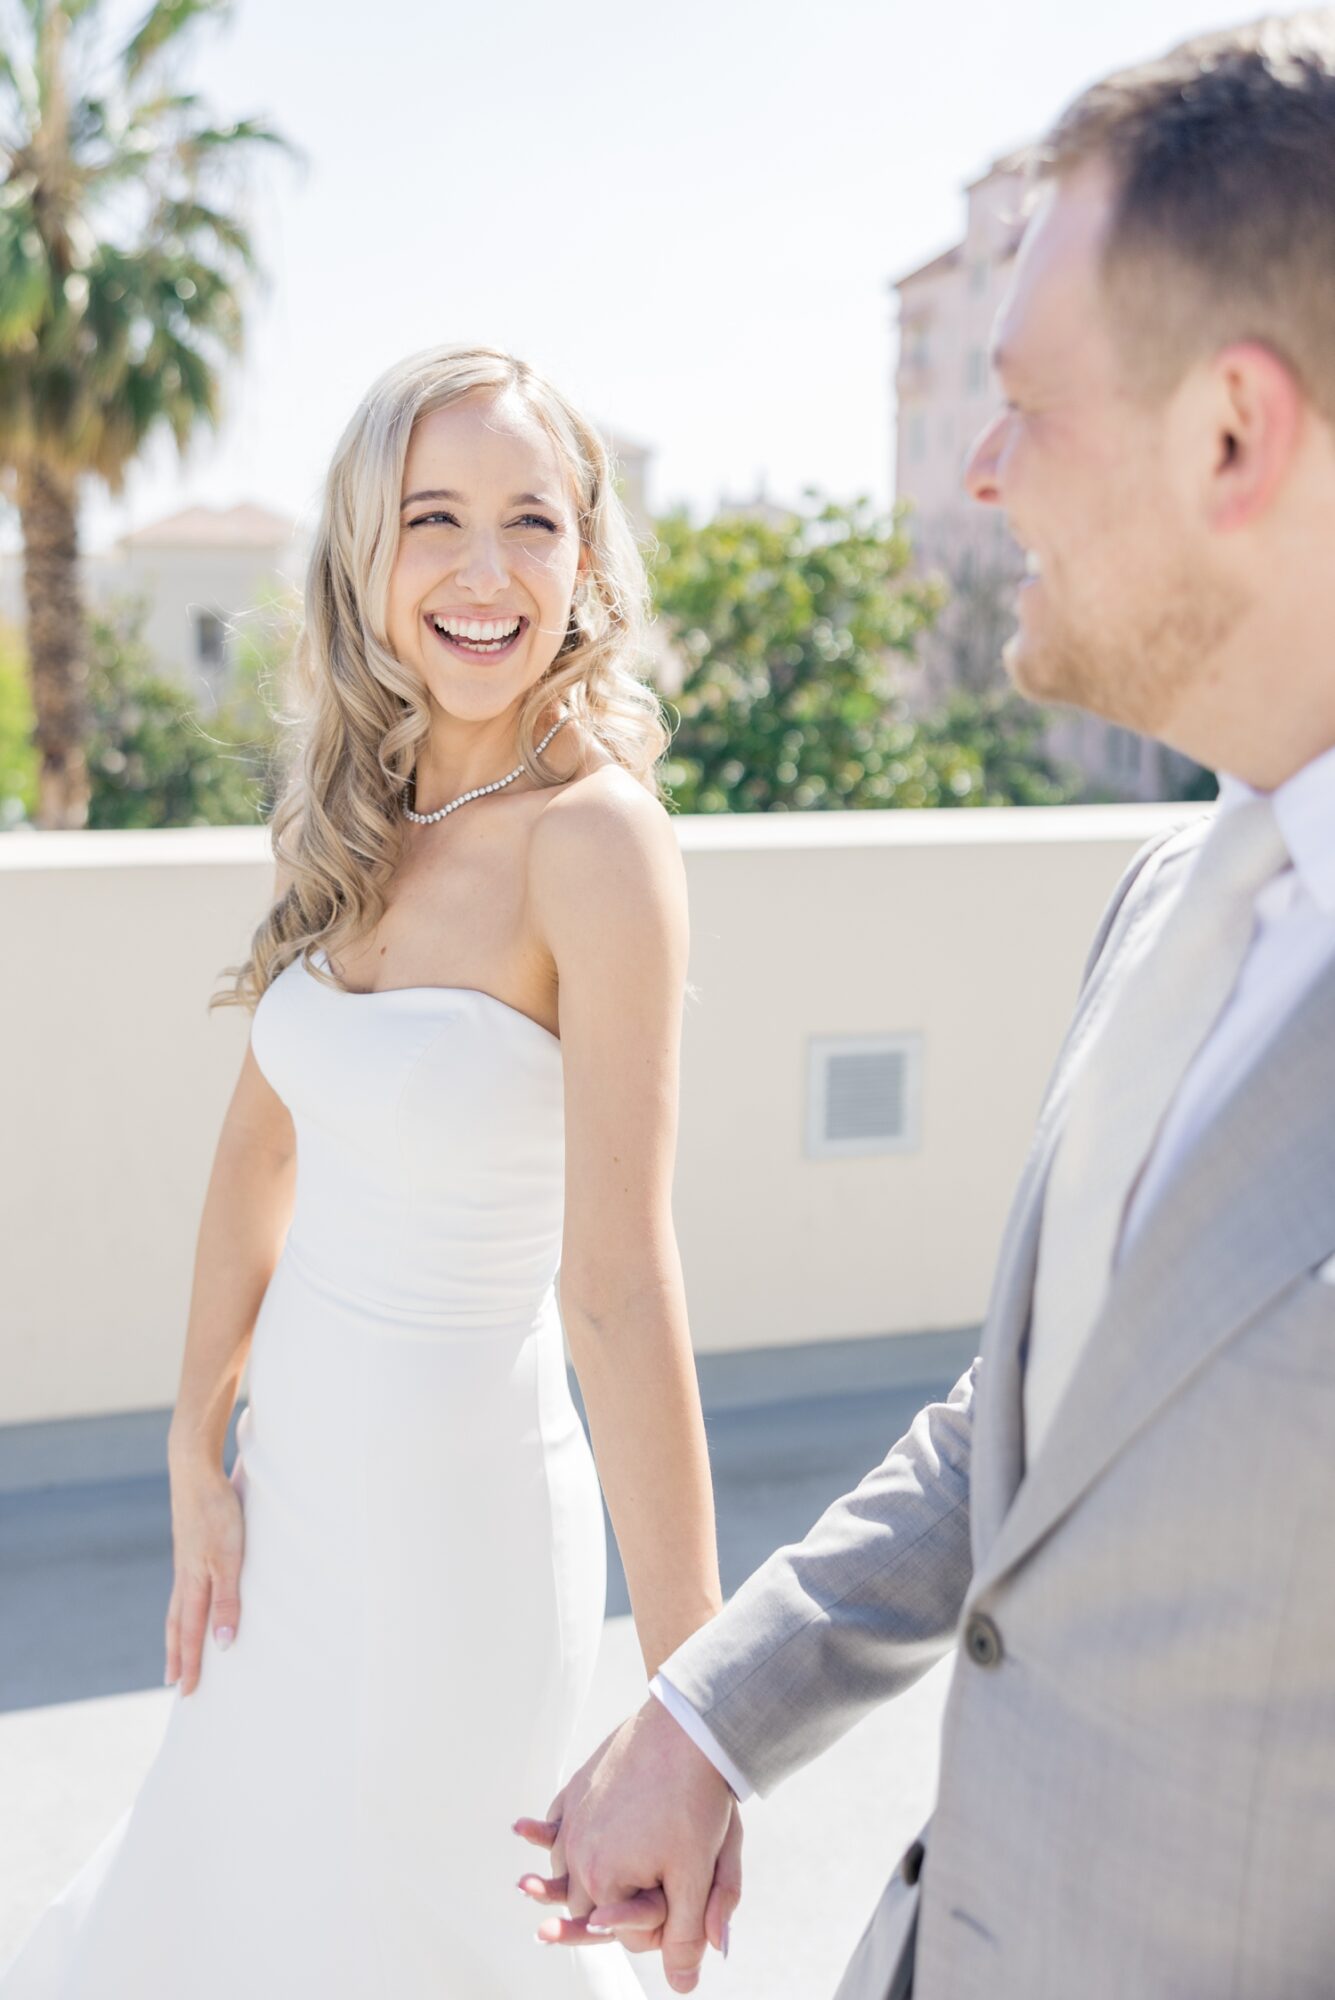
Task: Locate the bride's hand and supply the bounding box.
[515,1710,742,1977]
[164,1454,246,1695]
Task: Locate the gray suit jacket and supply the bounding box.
[665,818,1335,1999]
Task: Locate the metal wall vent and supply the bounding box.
[805,1034,922,1159]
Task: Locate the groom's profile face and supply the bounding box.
[963,159,1242,739]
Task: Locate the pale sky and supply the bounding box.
[12,0,1262,553]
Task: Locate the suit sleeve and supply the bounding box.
[649,1671,755,1800]
[658,818,1193,1802]
[657,1362,977,1798]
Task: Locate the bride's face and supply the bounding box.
[385,388,584,720]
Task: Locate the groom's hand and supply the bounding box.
[514,1695,741,1994]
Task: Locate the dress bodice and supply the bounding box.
[250,947,565,1328]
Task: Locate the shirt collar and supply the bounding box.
[1215,740,1335,915]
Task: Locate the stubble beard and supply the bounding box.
[1002,565,1248,741]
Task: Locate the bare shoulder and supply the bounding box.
[530,759,679,885]
[527,760,684,954]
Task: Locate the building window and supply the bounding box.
[195,610,227,673]
[908,410,928,463]
[969,257,989,296]
[903,324,930,371]
[965,347,989,395]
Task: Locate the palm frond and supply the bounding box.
[0,0,291,494]
[77,134,165,194]
[171,113,295,168]
[118,0,231,87]
[0,49,23,116]
[122,87,203,124]
[0,44,40,129]
[57,0,108,26]
[0,203,53,344]
[155,195,254,262]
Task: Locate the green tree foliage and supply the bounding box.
[0,617,39,826]
[649,496,1078,810]
[917,688,1080,807]
[1,589,289,829]
[81,593,283,828]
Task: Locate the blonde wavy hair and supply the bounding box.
[211,344,670,1013]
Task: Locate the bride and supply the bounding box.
[2,345,725,1996]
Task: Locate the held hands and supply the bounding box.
[163,1451,246,1694]
[514,1696,742,1994]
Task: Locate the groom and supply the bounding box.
[517,16,1335,1997]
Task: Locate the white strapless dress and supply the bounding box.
[2,947,640,1997]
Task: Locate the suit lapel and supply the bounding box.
[974,945,1335,1598]
[968,836,1197,1562]
[968,1117,1052,1563]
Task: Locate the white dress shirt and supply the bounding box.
[651,743,1335,1801]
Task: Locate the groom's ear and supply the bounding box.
[1200,341,1305,533]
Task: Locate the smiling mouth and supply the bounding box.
[426,613,528,660]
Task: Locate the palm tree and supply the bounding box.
[0,0,293,827]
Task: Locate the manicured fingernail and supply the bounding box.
[164,1669,175,1685]
[586,1925,612,1936]
[215,1626,234,1650]
[722,1918,731,1958]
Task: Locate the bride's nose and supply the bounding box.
[451,526,510,598]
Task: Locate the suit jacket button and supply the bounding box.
[900,1838,925,1886]
[964,1612,1003,1667]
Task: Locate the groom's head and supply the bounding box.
[965,13,1335,781]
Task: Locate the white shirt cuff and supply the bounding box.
[649,1671,755,1803]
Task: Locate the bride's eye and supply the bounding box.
[514,514,559,532]
[408,511,461,528]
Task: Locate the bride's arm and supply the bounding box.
[167,1041,296,1476]
[164,877,297,1694]
[527,767,722,1677]
[168,876,297,1478]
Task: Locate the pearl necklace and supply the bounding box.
[401,715,570,825]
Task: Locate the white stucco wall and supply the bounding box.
[0,805,1194,1424]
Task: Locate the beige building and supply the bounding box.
[109,503,305,696]
[892,155,1203,803]
[895,156,1028,533]
[0,501,305,700]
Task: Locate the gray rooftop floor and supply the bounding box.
[1,1339,965,1997]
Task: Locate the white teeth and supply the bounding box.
[431,615,522,645]
[1024,551,1041,575]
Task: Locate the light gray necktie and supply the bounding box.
[1023,795,1290,1464]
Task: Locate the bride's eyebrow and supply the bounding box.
[398,488,563,510]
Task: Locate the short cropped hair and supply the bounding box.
[1032,12,1335,418]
